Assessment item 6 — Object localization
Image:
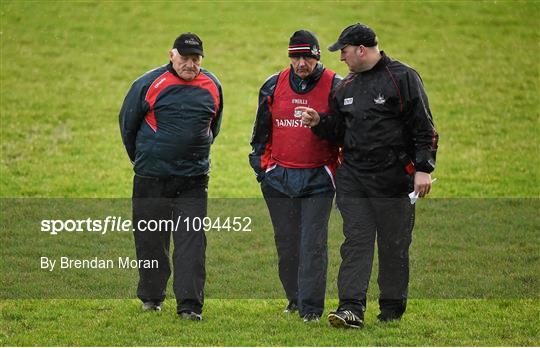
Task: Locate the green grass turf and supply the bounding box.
[0,1,538,346]
[1,299,539,346]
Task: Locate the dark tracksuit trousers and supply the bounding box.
[335,162,415,316]
[132,174,208,314]
[262,182,334,317]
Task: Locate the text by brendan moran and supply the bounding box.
[40,256,158,271]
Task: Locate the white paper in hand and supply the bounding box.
[409,178,437,204]
[409,191,419,205]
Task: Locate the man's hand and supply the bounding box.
[296,107,320,127]
[414,171,432,197]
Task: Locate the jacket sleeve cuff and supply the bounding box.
[414,149,436,173]
[414,160,435,174]
[311,116,327,136]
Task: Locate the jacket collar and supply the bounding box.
[289,62,325,93]
[369,51,390,72]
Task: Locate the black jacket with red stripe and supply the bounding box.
[313,52,438,174]
[119,63,223,177]
[249,63,342,197]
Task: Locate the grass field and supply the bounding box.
[1,299,538,346]
[1,1,539,346]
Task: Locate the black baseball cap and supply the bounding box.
[328,23,378,52]
[288,30,321,60]
[173,32,204,57]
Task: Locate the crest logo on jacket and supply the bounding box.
[344,97,353,105]
[374,94,386,105]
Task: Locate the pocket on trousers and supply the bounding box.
[133,175,162,198]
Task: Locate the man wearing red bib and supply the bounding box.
[249,30,341,322]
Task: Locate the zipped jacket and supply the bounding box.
[313,52,438,174]
[120,63,223,177]
[249,63,342,197]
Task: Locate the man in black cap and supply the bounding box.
[299,23,438,328]
[120,32,223,321]
[249,30,341,323]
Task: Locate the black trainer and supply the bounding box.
[142,301,162,311]
[283,301,298,313]
[303,313,320,323]
[178,310,202,321]
[328,309,364,329]
[377,309,403,322]
[378,299,406,322]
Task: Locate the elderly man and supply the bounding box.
[119,32,223,321]
[300,23,438,328]
[249,30,341,322]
